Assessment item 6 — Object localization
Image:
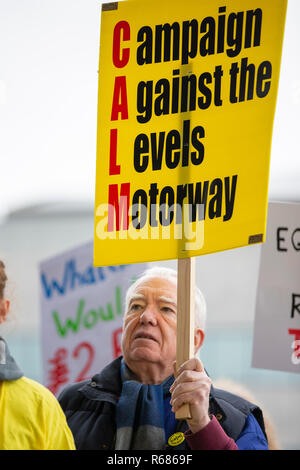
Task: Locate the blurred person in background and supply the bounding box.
[0,260,75,450]
[59,267,269,450]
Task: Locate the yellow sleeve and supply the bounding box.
[38,387,76,450]
[0,377,76,450]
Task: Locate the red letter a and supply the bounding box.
[111,76,128,121]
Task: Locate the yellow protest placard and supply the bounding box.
[94,0,287,267]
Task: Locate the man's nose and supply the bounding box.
[139,306,158,326]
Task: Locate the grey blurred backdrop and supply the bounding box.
[0,0,299,450]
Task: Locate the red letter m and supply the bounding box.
[107,183,130,231]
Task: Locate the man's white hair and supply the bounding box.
[125,266,207,330]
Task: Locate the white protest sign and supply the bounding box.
[40,241,147,395]
[252,202,300,373]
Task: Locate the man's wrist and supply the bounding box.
[185,415,238,450]
[188,414,211,434]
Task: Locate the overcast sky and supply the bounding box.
[0,0,299,219]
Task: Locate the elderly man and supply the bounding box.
[58,267,268,450]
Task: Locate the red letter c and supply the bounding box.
[113,21,130,68]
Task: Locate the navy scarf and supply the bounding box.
[115,360,174,450]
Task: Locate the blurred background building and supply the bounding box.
[0,201,299,449]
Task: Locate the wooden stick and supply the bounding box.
[175,257,195,420]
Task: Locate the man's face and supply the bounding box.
[121,277,177,370]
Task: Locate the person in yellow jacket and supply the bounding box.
[0,260,75,450]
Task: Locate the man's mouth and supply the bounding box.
[133,333,158,343]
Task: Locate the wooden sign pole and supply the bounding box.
[175,256,195,420]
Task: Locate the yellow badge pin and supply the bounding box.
[168,432,185,447]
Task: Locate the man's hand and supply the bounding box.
[170,358,212,434]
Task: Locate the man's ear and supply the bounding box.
[0,299,10,324]
[194,327,205,354]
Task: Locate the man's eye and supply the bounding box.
[161,306,175,314]
[131,304,143,311]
